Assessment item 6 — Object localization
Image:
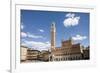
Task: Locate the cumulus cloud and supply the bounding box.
[21,32,43,39]
[39,29,44,32]
[27,32,43,38]
[21,40,50,51]
[72,34,87,41]
[63,13,80,27]
[66,13,75,18]
[21,32,27,37]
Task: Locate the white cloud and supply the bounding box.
[21,43,27,46]
[27,32,43,38]
[21,32,43,39]
[66,13,75,18]
[22,40,50,51]
[72,34,87,41]
[21,25,24,29]
[39,29,44,32]
[21,32,27,37]
[21,23,24,30]
[63,13,80,27]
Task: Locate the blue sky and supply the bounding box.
[21,10,89,51]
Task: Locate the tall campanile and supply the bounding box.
[51,22,56,51]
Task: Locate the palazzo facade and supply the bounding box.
[50,22,84,61]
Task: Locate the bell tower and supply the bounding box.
[51,22,56,51]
